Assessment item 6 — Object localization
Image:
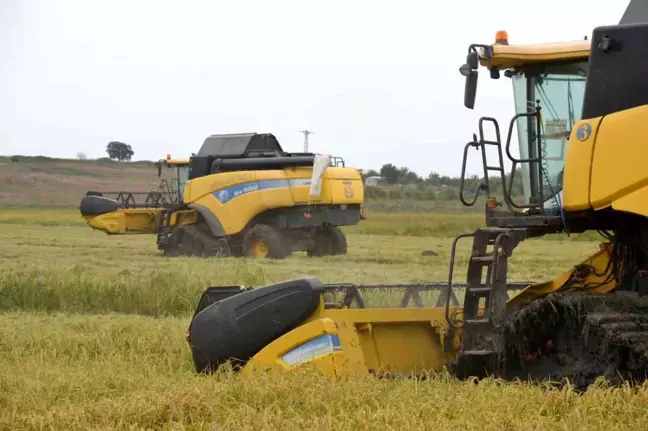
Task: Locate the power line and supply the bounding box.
[299,130,313,152]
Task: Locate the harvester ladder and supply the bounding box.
[446,227,525,378]
[461,111,552,214]
[459,118,507,207]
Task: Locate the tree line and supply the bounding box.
[360,163,524,201]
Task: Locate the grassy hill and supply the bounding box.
[0,156,170,207]
[0,155,478,212]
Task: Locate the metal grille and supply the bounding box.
[321,281,532,309]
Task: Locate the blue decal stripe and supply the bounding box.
[281,334,342,366]
[213,179,295,204]
[289,178,312,187]
[258,179,291,190]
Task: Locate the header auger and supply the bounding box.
[185,0,648,389]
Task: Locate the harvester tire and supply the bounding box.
[307,225,347,257]
[242,224,291,259]
[165,225,205,257]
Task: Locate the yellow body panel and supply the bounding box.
[608,187,648,217]
[561,105,648,217]
[589,105,648,215]
[562,117,603,211]
[185,166,364,235]
[243,301,461,377]
[243,318,362,376]
[285,168,324,204]
[481,40,590,69]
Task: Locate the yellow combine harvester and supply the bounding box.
[186,1,648,389]
[80,133,364,258]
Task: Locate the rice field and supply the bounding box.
[1,207,647,430]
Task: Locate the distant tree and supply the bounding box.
[360,169,380,181]
[396,166,410,183]
[106,141,134,161]
[425,172,441,186]
[380,164,401,184]
[77,152,88,160]
[399,169,422,185]
[359,164,526,200]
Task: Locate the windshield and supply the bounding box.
[511,61,587,205]
[176,166,189,202]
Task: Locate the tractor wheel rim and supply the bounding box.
[250,240,269,258]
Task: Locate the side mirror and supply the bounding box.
[463,70,478,109]
[459,51,479,109]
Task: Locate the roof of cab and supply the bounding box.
[481,39,591,69]
[162,158,190,166]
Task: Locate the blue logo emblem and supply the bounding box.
[217,190,229,203]
[281,334,342,366]
[576,123,592,142]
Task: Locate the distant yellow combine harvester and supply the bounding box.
[80,133,365,258]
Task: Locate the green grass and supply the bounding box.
[357,209,601,241]
[0,208,640,429]
[0,207,86,226]
[0,211,600,315]
[349,211,485,237]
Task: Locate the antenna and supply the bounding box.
[299,130,313,152]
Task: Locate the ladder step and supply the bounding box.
[461,349,496,356]
[470,256,495,264]
[481,141,500,146]
[465,318,491,325]
[466,287,492,294]
[486,166,504,171]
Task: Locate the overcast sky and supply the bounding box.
[0,0,630,177]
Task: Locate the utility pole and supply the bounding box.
[299,130,313,153]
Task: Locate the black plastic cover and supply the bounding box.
[79,195,119,216]
[209,155,316,174]
[192,286,251,318]
[188,277,324,372]
[582,23,648,119]
[189,133,309,179]
[188,156,212,180]
[196,133,284,157]
[619,0,648,25]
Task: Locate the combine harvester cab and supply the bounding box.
[80,133,365,258]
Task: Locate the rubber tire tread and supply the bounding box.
[163,223,231,257]
[307,225,347,257]
[329,225,347,255]
[242,224,291,259]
